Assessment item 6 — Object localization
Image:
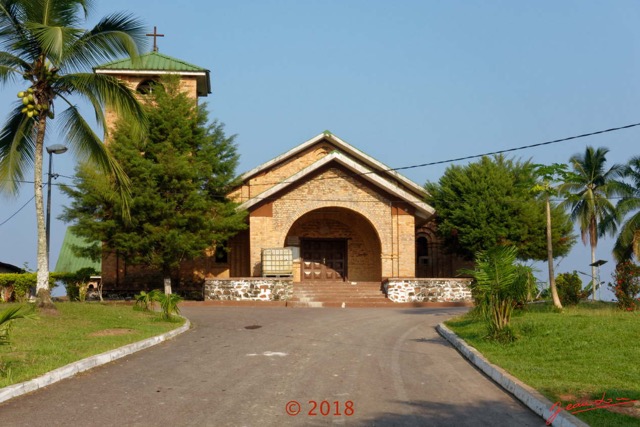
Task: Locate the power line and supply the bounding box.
[0,192,37,227]
[242,122,640,187]
[1,122,638,225]
[391,122,640,172]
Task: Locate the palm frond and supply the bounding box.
[63,12,146,71]
[23,0,88,28]
[613,212,640,262]
[0,304,35,326]
[0,51,28,81]
[0,103,36,194]
[0,0,28,50]
[25,21,81,63]
[56,72,147,140]
[57,105,131,216]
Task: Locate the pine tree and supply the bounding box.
[61,78,246,294]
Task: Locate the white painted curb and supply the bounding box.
[437,323,590,427]
[0,318,190,404]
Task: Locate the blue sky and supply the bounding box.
[1,1,639,298]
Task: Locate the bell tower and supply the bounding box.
[93,27,211,131]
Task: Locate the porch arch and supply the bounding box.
[284,207,382,282]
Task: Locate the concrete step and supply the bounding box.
[291,281,389,306]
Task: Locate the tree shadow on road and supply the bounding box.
[352,398,544,427]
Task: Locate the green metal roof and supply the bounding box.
[54,229,101,273]
[94,52,211,96]
[95,51,207,72]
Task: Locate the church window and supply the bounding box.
[215,242,229,264]
[416,236,429,266]
[136,79,161,95]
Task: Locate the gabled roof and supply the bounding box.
[54,229,100,273]
[94,52,211,96]
[0,261,22,273]
[240,131,426,198]
[238,151,435,220]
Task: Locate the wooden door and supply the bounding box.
[301,239,347,281]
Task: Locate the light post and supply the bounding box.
[46,144,68,267]
[589,259,607,301]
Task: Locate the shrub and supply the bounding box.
[157,292,183,320]
[555,271,583,306]
[0,306,36,345]
[56,268,100,302]
[134,290,182,320]
[134,290,161,311]
[0,273,58,302]
[460,246,533,343]
[609,261,640,311]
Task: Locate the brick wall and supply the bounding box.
[244,164,415,280]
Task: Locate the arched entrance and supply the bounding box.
[285,207,382,282]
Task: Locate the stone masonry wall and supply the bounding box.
[384,278,473,303]
[204,278,293,301]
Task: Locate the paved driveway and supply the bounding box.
[0,306,544,426]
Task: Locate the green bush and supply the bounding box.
[0,305,36,345]
[56,268,100,301]
[608,261,640,311]
[134,290,182,320]
[134,290,161,311]
[460,246,534,343]
[555,271,583,306]
[0,273,59,302]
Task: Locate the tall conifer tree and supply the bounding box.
[62,78,246,294]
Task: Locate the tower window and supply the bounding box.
[136,79,161,95]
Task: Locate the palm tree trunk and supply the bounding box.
[590,244,597,301]
[34,117,54,309]
[546,196,562,308]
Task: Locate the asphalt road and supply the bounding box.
[0,306,544,426]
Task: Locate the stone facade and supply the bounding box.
[204,278,293,301]
[383,278,473,303]
[242,166,416,280]
[229,134,436,282]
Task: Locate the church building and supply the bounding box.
[92,41,471,303]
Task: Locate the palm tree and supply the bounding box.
[533,163,574,309]
[0,0,147,308]
[613,156,640,262]
[561,146,624,300]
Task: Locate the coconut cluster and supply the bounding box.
[17,88,50,118]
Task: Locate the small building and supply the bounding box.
[0,261,22,274]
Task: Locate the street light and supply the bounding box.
[46,144,68,267]
[589,259,608,301]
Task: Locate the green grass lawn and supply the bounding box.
[446,302,640,426]
[0,302,185,388]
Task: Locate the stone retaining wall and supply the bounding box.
[383,278,473,303]
[204,278,293,301]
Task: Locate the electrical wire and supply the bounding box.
[244,122,640,187]
[1,122,638,226]
[0,192,37,227]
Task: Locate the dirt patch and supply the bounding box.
[605,399,640,418]
[88,329,135,337]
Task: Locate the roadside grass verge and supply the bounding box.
[445,302,640,426]
[0,302,185,388]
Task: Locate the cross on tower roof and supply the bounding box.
[146,26,165,52]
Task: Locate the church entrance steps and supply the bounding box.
[289,281,392,307]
